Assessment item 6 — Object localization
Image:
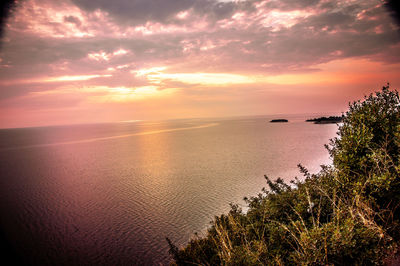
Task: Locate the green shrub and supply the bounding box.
[328,85,400,202]
[168,85,400,265]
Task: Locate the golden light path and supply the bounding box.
[43,75,113,82]
[1,122,219,151]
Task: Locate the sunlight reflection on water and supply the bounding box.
[0,115,338,265]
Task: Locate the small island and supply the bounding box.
[306,115,343,124]
[270,119,288,123]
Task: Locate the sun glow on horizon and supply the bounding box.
[88,86,179,102]
[146,72,259,85]
[44,75,113,82]
[131,58,399,87]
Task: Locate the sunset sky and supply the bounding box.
[0,0,399,128]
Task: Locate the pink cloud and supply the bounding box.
[0,0,399,128]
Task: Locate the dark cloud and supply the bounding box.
[191,0,241,23]
[0,33,90,72]
[305,12,354,30]
[0,0,18,43]
[70,0,196,25]
[63,15,82,27]
[70,0,260,27]
[264,0,321,11]
[384,0,400,27]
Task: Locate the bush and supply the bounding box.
[329,85,400,196]
[168,85,400,265]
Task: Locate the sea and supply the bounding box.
[0,114,338,265]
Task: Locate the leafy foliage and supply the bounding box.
[168,85,400,265]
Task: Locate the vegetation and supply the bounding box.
[167,85,400,265]
[306,116,343,124]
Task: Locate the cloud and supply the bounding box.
[2,0,399,76]
[0,0,17,41]
[63,15,82,27]
[1,0,400,127]
[70,0,197,25]
[384,0,400,27]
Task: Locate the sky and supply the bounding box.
[0,0,399,128]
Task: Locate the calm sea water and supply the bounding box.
[0,115,338,265]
